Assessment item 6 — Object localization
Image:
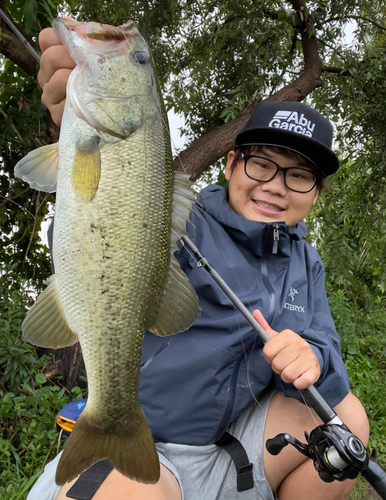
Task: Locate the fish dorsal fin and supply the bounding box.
[149,172,201,336]
[72,136,101,201]
[14,143,59,192]
[22,275,78,348]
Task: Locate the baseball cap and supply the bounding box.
[234,101,339,177]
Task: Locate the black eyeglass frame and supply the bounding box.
[240,153,323,194]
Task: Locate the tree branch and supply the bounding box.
[326,15,386,32]
[0,6,39,76]
[175,0,324,180]
[322,65,348,75]
[0,105,23,142]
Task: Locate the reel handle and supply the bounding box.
[266,433,291,456]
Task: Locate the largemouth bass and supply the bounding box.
[14,18,200,486]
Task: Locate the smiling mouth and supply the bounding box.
[253,200,284,212]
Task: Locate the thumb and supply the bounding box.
[253,309,277,338]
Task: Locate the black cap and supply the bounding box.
[235,101,339,177]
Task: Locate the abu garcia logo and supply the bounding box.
[284,286,305,313]
[269,110,315,138]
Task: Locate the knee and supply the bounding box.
[334,391,369,445]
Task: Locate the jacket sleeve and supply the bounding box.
[274,259,350,408]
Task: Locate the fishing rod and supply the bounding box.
[180,234,386,499]
[0,8,41,62]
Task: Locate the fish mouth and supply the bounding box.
[84,21,138,41]
[56,18,139,42]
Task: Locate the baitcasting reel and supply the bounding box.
[266,422,371,482]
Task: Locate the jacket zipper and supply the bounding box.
[261,223,283,324]
[212,355,244,442]
[261,259,276,325]
[272,223,280,254]
[140,339,171,373]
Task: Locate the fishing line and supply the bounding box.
[199,216,324,426]
[181,207,278,414]
[182,228,333,432]
[299,390,322,430]
[181,234,264,409]
[193,213,268,404]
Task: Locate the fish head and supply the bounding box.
[53,18,160,138]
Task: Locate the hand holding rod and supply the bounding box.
[180,235,386,499]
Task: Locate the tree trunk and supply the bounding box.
[40,344,85,390]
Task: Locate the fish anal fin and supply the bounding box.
[14,143,59,193]
[55,407,159,485]
[72,136,101,201]
[22,275,78,348]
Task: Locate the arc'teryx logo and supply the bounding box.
[268,110,316,138]
[288,287,298,302]
[284,286,305,313]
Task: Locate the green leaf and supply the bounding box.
[24,0,38,35]
[35,373,47,384]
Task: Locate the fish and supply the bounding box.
[14,18,200,486]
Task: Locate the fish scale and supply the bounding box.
[14,17,200,486]
[55,130,171,418]
[55,132,171,333]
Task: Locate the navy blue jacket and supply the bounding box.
[139,184,350,445]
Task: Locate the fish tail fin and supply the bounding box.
[55,407,159,485]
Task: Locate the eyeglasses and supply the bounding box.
[240,154,321,193]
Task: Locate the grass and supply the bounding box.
[350,476,382,500]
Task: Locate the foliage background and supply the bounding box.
[1,0,386,498]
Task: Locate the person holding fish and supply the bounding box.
[25,19,369,500]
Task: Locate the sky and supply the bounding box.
[168,109,187,154]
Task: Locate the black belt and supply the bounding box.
[215,432,254,492]
[66,432,254,498]
[66,459,113,500]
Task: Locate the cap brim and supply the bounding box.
[235,128,339,177]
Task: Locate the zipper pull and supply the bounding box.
[272,224,280,254]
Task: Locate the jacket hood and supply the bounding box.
[198,184,307,257]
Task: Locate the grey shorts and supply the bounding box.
[27,390,275,500]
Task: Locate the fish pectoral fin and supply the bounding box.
[149,254,201,336]
[55,407,160,485]
[14,143,59,192]
[22,275,78,348]
[72,136,101,201]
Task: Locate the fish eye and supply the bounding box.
[133,51,149,64]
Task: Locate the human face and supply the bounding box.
[224,147,319,226]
